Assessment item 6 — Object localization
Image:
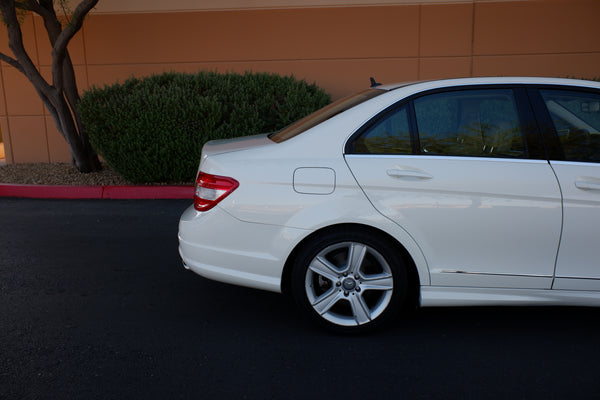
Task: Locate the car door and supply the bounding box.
[345,87,563,289]
[534,88,600,291]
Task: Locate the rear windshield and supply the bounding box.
[269,88,387,143]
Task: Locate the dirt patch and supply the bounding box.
[0,163,131,186]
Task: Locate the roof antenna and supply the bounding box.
[370,77,382,88]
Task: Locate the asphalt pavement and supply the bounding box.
[1,198,599,399]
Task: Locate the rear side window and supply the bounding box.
[352,104,412,154]
[349,88,526,158]
[539,89,600,162]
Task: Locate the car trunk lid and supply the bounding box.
[201,133,274,158]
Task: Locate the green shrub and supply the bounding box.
[79,71,331,183]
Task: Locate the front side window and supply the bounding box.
[540,89,600,162]
[413,89,525,158]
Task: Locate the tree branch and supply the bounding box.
[0,50,24,73]
[15,0,55,21]
[52,0,97,61]
[0,0,54,94]
[15,0,38,12]
[52,0,98,90]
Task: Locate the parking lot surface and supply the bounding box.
[1,198,599,399]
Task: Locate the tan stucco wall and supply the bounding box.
[90,0,527,13]
[1,0,599,164]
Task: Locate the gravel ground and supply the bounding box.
[0,163,132,186]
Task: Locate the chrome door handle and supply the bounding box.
[575,180,600,190]
[386,169,433,180]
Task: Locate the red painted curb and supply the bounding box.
[102,185,194,199]
[0,183,194,199]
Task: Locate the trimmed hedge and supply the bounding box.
[79,71,331,183]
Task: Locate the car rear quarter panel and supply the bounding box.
[199,115,432,286]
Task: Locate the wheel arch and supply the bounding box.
[280,222,421,310]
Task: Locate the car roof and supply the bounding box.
[377,77,600,92]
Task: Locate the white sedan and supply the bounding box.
[178,77,600,333]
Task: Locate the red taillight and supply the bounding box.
[194,172,239,212]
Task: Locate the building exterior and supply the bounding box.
[0,0,598,165]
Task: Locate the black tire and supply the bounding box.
[291,228,407,333]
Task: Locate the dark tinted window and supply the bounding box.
[413,89,525,158]
[540,89,600,162]
[352,104,412,154]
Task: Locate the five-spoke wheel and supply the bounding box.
[292,229,407,333]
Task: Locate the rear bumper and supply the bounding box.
[178,205,308,293]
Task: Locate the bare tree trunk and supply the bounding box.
[0,0,101,172]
